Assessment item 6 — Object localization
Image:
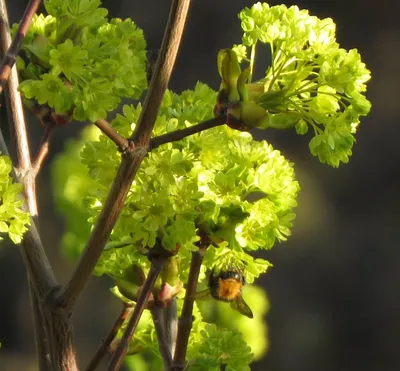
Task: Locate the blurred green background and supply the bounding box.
[0,0,397,370]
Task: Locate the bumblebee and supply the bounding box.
[196,268,254,318]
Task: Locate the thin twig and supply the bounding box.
[95,119,130,151]
[32,122,54,173]
[56,0,192,313]
[107,257,166,371]
[0,0,42,96]
[129,0,191,145]
[172,246,207,370]
[85,304,133,371]
[149,116,226,150]
[151,306,173,370]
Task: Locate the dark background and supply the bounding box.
[0,0,398,370]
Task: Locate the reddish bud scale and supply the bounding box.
[51,112,72,126]
[226,114,249,131]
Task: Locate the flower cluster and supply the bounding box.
[14,0,147,122]
[0,155,30,244]
[78,82,299,282]
[237,2,371,166]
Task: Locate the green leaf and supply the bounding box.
[268,113,299,129]
[295,119,308,135]
[8,232,22,244]
[187,324,253,371]
[44,0,108,27]
[0,221,8,233]
[49,39,88,79]
[309,89,340,114]
[0,154,30,245]
[309,128,355,167]
[349,90,372,115]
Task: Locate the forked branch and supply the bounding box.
[149,116,226,150]
[56,0,192,312]
[95,118,130,152]
[0,0,58,307]
[0,1,78,369]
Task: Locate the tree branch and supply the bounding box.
[0,0,41,96]
[0,98,56,371]
[56,156,147,311]
[0,126,76,370]
[0,0,35,211]
[172,246,207,370]
[32,121,54,174]
[95,118,130,152]
[107,257,166,371]
[149,116,226,150]
[98,115,227,155]
[85,304,133,371]
[0,0,57,306]
[28,278,52,371]
[151,306,173,370]
[164,298,178,361]
[0,2,78,370]
[56,0,192,312]
[129,0,191,145]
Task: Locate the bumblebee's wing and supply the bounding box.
[193,288,212,301]
[230,293,254,318]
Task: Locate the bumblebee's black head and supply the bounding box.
[218,270,244,283]
[209,268,245,287]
